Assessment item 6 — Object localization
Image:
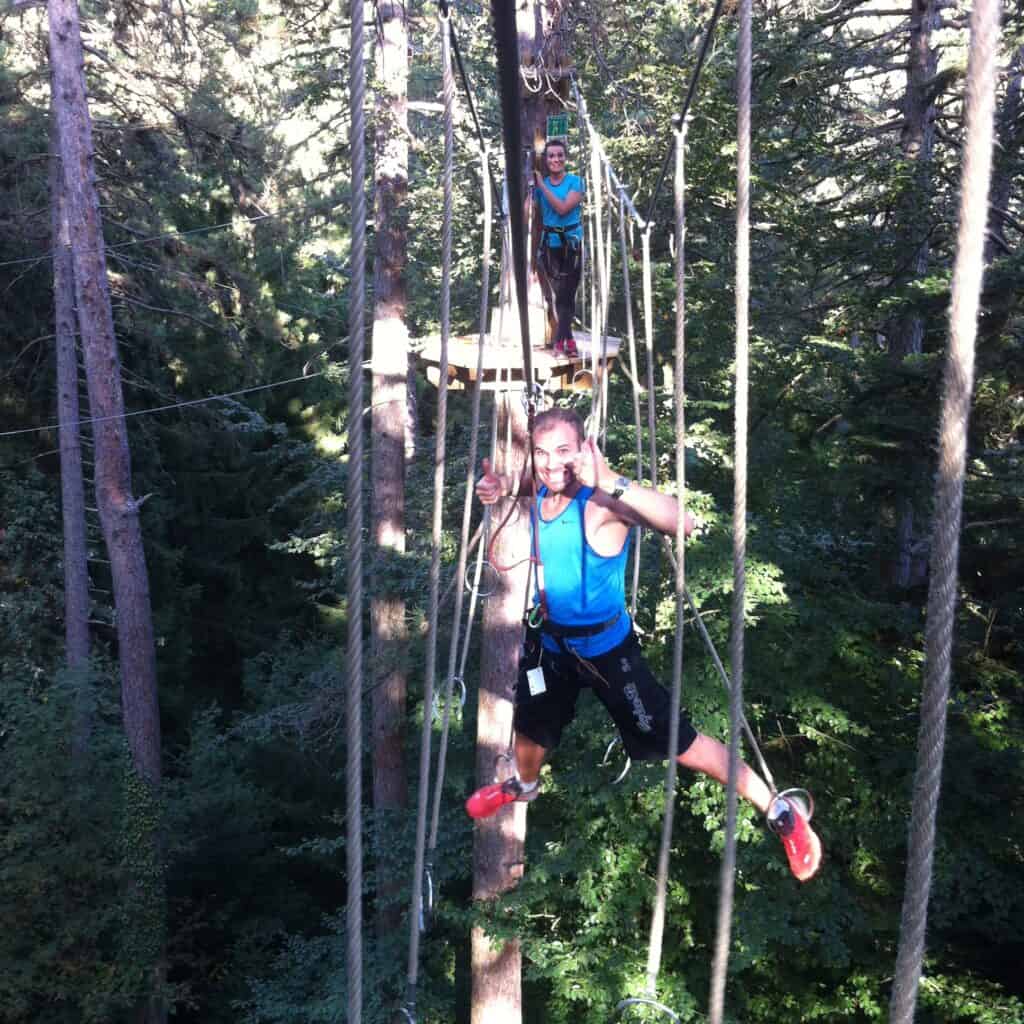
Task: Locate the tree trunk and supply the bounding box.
[471,9,570,1021]
[49,92,91,763]
[48,2,165,1020]
[886,0,940,588]
[472,393,530,1024]
[370,0,410,940]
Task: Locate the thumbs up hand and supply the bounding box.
[475,458,505,505]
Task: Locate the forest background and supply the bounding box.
[0,0,1021,1021]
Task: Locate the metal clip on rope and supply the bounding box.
[432,676,467,721]
[418,864,435,935]
[521,379,545,415]
[600,735,632,785]
[464,559,499,598]
[612,996,681,1022]
[493,749,516,783]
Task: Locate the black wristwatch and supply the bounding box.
[610,476,632,500]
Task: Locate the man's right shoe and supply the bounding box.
[767,792,822,882]
[465,778,538,819]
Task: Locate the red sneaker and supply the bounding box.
[564,337,578,358]
[553,339,565,356]
[465,778,538,819]
[768,791,822,882]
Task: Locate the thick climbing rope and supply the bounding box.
[888,0,1000,1020]
[404,7,455,1014]
[344,0,366,1017]
[426,142,495,887]
[709,0,751,1014]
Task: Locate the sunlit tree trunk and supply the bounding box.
[48,2,165,1020]
[370,0,410,940]
[49,91,90,763]
[471,5,569,1022]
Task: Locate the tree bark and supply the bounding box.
[370,0,410,939]
[49,92,91,763]
[48,2,165,1020]
[472,9,570,1020]
[472,394,530,1024]
[886,0,940,588]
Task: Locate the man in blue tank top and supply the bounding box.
[466,408,822,882]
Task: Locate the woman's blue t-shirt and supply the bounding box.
[534,485,631,657]
[536,173,584,248]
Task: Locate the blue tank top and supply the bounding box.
[535,485,631,657]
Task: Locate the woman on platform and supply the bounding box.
[532,139,584,357]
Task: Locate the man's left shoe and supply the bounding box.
[563,337,579,358]
[767,792,822,882]
[465,778,539,819]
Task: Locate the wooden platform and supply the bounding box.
[419,330,622,392]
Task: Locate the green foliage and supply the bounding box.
[0,0,1022,1021]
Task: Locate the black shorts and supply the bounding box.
[513,629,698,762]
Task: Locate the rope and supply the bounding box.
[709,0,752,1011]
[404,7,455,1011]
[0,199,350,270]
[447,13,503,211]
[490,0,535,390]
[569,79,646,228]
[344,0,367,1016]
[426,142,494,880]
[618,190,644,616]
[641,117,688,1004]
[0,371,324,439]
[640,226,658,490]
[644,0,728,227]
[888,0,999,1019]
[590,132,607,436]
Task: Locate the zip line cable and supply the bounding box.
[447,12,504,210]
[643,0,728,228]
[0,370,325,439]
[0,198,351,271]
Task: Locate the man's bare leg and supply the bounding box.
[677,733,772,814]
[514,733,547,785]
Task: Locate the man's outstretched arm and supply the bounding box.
[575,438,693,537]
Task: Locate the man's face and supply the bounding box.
[533,422,581,493]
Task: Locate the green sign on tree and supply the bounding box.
[546,113,569,139]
